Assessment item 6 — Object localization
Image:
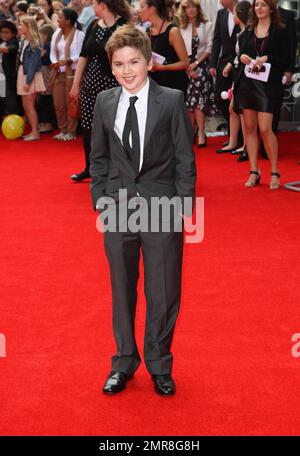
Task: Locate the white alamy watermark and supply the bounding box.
[291,333,300,358]
[0,74,5,98]
[0,333,6,358]
[95,190,204,244]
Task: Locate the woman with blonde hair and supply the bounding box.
[234,0,291,189]
[178,0,215,147]
[17,16,46,141]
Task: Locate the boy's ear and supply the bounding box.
[147,58,153,72]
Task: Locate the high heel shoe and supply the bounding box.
[245,170,261,188]
[270,172,280,190]
[197,134,206,148]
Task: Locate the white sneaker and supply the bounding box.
[53,132,66,140]
[62,133,76,141]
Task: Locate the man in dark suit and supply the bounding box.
[90,25,196,396]
[209,0,240,131]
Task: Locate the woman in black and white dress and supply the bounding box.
[69,0,130,182]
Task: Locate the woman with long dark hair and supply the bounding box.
[69,0,130,182]
[234,0,291,190]
[139,0,189,95]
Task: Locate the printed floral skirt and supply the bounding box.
[186,59,216,115]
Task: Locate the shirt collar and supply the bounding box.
[121,77,150,104]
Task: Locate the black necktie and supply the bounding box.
[122,96,140,174]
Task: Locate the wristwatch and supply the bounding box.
[195,59,200,66]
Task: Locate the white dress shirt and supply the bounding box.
[227,10,235,37]
[50,29,85,72]
[114,78,149,172]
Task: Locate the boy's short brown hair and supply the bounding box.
[106,25,152,64]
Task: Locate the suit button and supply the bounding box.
[135,178,139,184]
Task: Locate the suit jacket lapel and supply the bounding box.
[223,9,230,39]
[106,86,133,163]
[144,78,163,152]
[107,86,122,133]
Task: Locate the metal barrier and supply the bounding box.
[284,181,300,192]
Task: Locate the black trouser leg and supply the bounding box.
[37,94,56,125]
[215,65,233,129]
[104,230,142,375]
[141,230,183,375]
[82,128,91,172]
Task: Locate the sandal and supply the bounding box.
[245,170,261,188]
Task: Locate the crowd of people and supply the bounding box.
[0,0,297,189]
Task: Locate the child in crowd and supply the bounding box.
[0,20,20,121]
[38,23,56,133]
[17,15,46,140]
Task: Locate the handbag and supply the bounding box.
[68,96,80,119]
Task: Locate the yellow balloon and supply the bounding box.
[1,115,25,140]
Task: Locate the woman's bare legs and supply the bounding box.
[243,109,260,185]
[221,98,239,150]
[22,93,39,139]
[188,111,196,140]
[258,111,280,188]
[236,114,246,152]
[194,108,206,144]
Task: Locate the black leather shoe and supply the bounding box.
[70,170,90,182]
[102,371,133,394]
[197,135,207,148]
[231,148,243,155]
[216,146,237,154]
[152,374,176,396]
[237,150,249,162]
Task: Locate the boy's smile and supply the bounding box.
[112,46,153,94]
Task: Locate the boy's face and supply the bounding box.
[0,27,14,42]
[111,46,152,94]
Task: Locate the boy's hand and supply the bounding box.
[284,72,293,85]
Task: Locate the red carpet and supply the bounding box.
[0,131,300,435]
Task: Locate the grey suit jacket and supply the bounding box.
[90,78,196,212]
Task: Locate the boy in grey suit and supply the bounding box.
[90,25,196,395]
